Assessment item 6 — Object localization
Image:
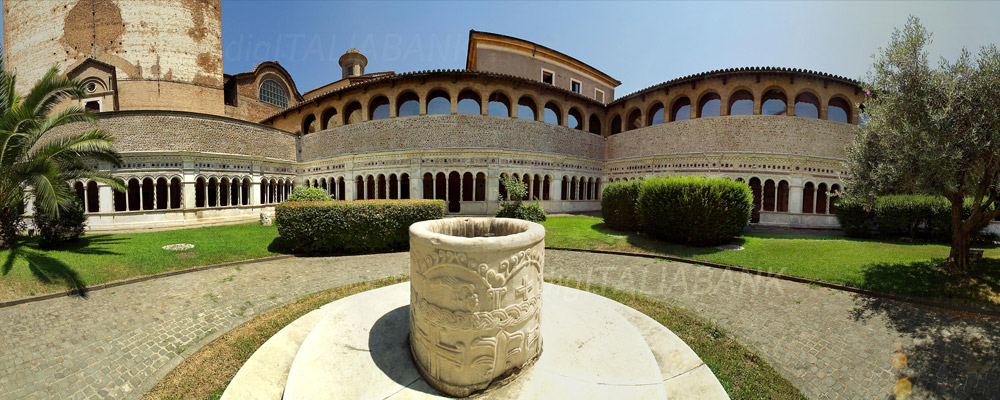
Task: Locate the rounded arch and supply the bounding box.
[343,101,362,125]
[727,89,754,116]
[396,91,420,117]
[794,90,820,118]
[567,107,584,130]
[609,114,622,135]
[301,114,317,135]
[425,89,451,115]
[646,102,665,126]
[588,114,602,135]
[517,96,537,120]
[368,95,390,120]
[670,97,692,122]
[457,89,482,115]
[543,101,561,125]
[487,91,511,117]
[625,108,642,131]
[828,96,852,123]
[761,88,788,116]
[697,92,722,118]
[319,107,338,130]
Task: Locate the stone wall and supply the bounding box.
[3,0,224,113]
[48,111,297,161]
[300,114,604,161]
[605,115,855,160]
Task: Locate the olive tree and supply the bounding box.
[846,17,1000,272]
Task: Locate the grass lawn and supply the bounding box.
[0,223,282,301]
[144,277,803,400]
[542,215,1000,310]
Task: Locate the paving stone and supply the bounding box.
[0,250,996,399]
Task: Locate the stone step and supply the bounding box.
[219,308,326,400]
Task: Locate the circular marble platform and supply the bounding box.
[222,282,729,400]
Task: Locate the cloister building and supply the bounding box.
[4,0,864,231]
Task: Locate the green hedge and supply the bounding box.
[835,195,993,240]
[600,180,642,231]
[286,186,332,202]
[275,199,446,254]
[636,176,753,246]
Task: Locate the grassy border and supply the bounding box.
[143,278,803,400]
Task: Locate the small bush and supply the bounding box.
[275,199,445,254]
[34,198,87,248]
[600,180,642,231]
[494,174,546,222]
[496,202,547,222]
[636,176,752,246]
[833,196,875,238]
[286,186,332,202]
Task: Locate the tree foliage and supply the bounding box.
[0,47,123,248]
[846,16,1000,271]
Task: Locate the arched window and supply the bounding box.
[423,173,434,199]
[142,178,155,210]
[816,183,829,214]
[543,102,561,125]
[749,177,762,223]
[698,93,722,118]
[241,178,250,206]
[400,174,410,199]
[377,174,387,199]
[320,107,338,130]
[777,180,789,212]
[626,109,642,131]
[488,93,511,117]
[457,90,481,115]
[369,96,390,120]
[462,172,474,201]
[543,176,551,200]
[343,101,362,125]
[426,90,450,115]
[522,174,531,201]
[728,90,754,116]
[802,182,815,213]
[367,175,376,200]
[610,115,622,135]
[761,89,787,116]
[397,92,420,117]
[794,92,820,118]
[86,181,99,213]
[763,179,776,211]
[301,114,316,134]
[670,97,691,122]
[647,102,664,126]
[207,178,218,207]
[517,97,536,120]
[567,108,583,130]
[355,176,365,200]
[475,173,486,201]
[258,79,288,108]
[195,177,206,208]
[588,115,602,135]
[828,97,851,123]
[156,177,168,209]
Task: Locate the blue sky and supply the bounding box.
[5,1,1000,96]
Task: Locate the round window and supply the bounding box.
[85,82,97,93]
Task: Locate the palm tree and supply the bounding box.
[0,49,123,249]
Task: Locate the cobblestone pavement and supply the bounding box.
[0,250,996,399]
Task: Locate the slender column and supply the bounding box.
[82,185,89,213]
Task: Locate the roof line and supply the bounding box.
[466,30,621,87]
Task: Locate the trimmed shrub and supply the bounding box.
[833,196,875,238]
[600,180,642,231]
[496,201,547,222]
[286,186,332,202]
[636,176,753,246]
[34,198,87,248]
[275,199,445,254]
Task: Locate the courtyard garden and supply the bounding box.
[2,214,998,310]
